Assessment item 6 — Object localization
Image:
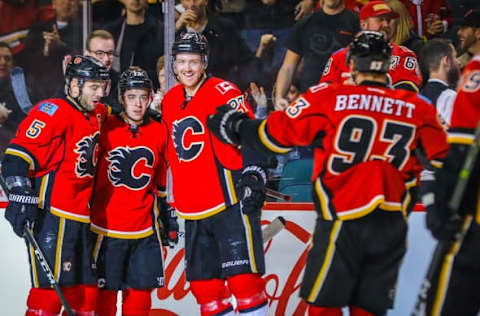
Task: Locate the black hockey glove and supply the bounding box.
[4,177,39,238]
[159,204,179,247]
[424,192,463,241]
[207,105,249,146]
[237,164,267,215]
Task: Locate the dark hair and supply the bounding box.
[420,38,454,72]
[0,42,13,54]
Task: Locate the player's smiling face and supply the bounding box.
[174,53,205,90]
[122,88,149,122]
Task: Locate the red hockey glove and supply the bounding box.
[207,104,248,146]
[237,164,267,215]
[4,177,39,237]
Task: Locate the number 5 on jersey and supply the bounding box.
[26,119,46,139]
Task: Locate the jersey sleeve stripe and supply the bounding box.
[314,179,334,221]
[5,146,37,170]
[447,132,475,145]
[258,120,291,154]
[392,80,419,92]
[38,173,50,209]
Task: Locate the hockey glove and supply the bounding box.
[207,105,249,146]
[160,205,179,247]
[4,177,39,237]
[237,165,267,215]
[424,192,463,241]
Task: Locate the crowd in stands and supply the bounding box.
[1,0,479,199]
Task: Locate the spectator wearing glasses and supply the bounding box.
[85,29,122,113]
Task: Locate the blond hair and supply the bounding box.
[86,29,115,51]
[385,0,413,45]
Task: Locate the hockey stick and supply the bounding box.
[266,188,291,202]
[173,216,286,244]
[411,119,480,316]
[0,176,74,316]
[262,216,286,243]
[10,66,34,114]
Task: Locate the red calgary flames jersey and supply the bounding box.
[321,43,422,91]
[258,83,448,220]
[6,98,108,222]
[449,55,480,140]
[161,77,253,219]
[90,115,168,239]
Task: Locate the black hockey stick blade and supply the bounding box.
[262,216,286,244]
[0,176,73,316]
[411,119,480,316]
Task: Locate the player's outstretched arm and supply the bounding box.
[207,105,291,156]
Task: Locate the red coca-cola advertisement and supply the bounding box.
[150,204,316,316]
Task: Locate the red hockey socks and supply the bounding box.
[122,289,152,316]
[227,273,268,315]
[26,288,62,315]
[307,304,343,316]
[96,289,118,316]
[61,285,98,316]
[349,306,375,316]
[190,279,233,316]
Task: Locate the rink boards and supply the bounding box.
[0,186,435,315]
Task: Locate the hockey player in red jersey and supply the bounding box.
[321,1,422,92]
[423,55,480,316]
[208,31,449,316]
[89,66,177,316]
[2,55,110,316]
[161,32,268,316]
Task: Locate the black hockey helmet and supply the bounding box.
[346,31,392,74]
[171,31,209,64]
[65,55,110,84]
[119,66,153,97]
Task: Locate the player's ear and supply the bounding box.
[69,78,80,97]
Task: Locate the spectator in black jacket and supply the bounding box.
[103,0,164,89]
